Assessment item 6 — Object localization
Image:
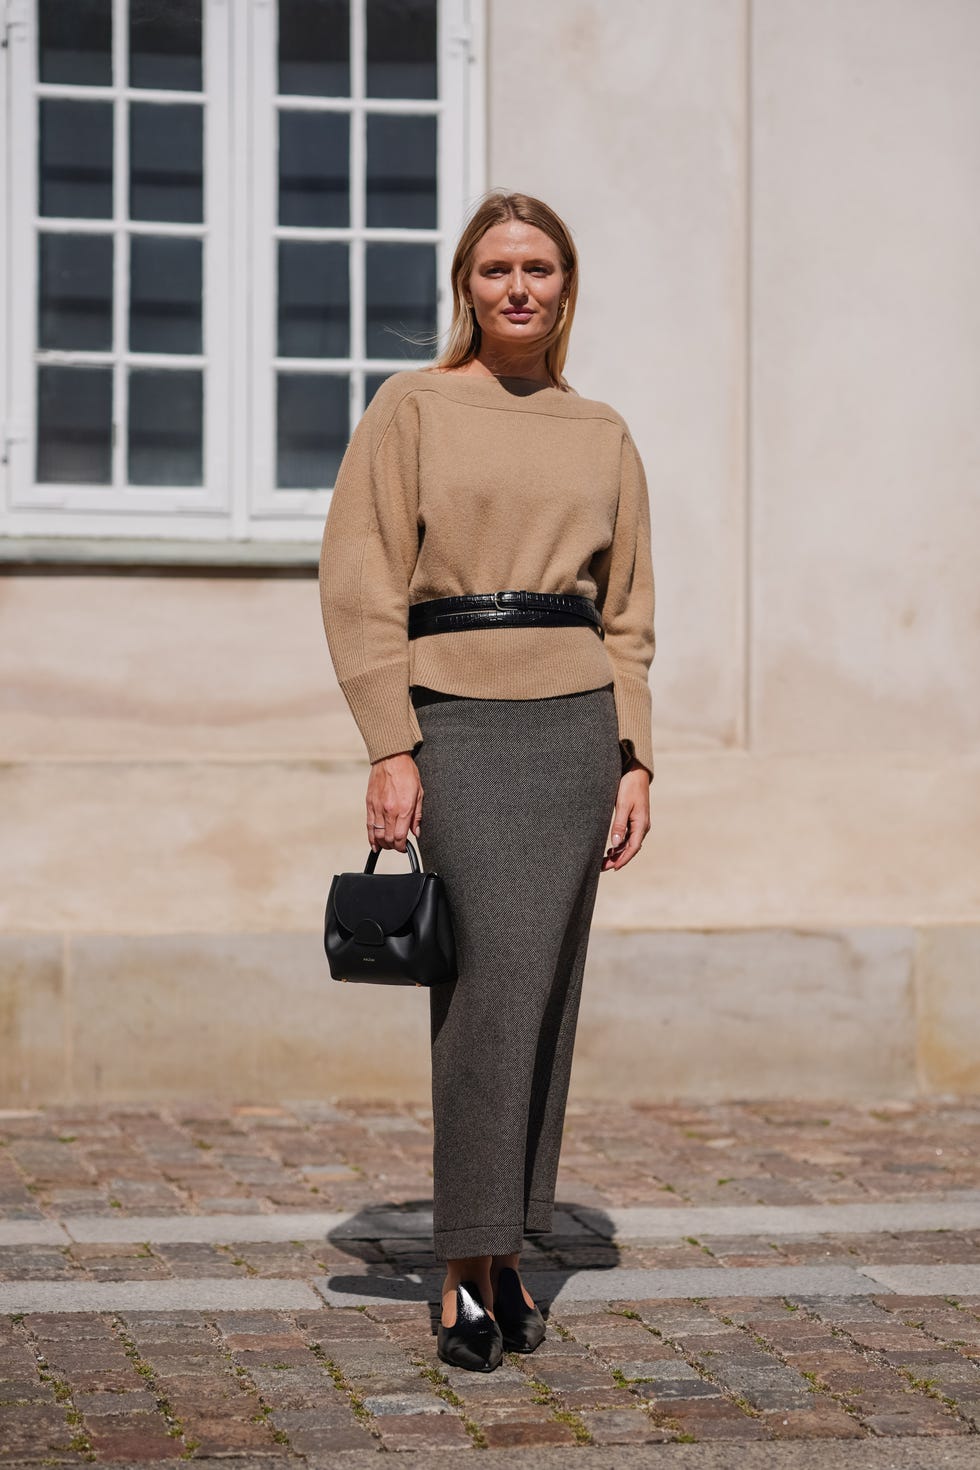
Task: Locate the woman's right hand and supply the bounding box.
[367,752,423,852]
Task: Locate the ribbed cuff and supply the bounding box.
[612,672,654,779]
[339,660,424,764]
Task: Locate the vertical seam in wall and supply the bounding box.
[743,0,754,751]
[910,926,925,1097]
[62,932,74,1105]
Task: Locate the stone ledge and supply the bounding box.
[2,924,978,1104]
[0,536,319,576]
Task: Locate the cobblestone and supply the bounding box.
[1,1099,980,1460]
[2,1096,980,1220]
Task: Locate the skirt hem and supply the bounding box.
[433,1222,526,1261]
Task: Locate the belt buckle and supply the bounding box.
[493,589,522,610]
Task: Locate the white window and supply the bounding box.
[0,0,484,544]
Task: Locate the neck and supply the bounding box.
[472,344,551,382]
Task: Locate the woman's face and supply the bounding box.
[464,221,566,350]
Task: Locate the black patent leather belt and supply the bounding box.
[408,590,604,640]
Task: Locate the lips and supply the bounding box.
[503,310,534,321]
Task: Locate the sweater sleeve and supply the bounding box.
[318,386,424,764]
[594,430,656,780]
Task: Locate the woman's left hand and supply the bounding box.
[602,762,652,871]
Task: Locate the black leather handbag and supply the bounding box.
[324,839,457,987]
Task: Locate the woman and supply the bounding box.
[319,190,655,1373]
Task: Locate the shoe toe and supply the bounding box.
[436,1282,504,1373]
[501,1317,546,1353]
[438,1327,502,1372]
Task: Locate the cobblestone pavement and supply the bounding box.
[2,1096,980,1464]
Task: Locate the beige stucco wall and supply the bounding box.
[750,0,980,755]
[2,0,978,1102]
[0,576,338,761]
[487,0,980,757]
[487,0,748,751]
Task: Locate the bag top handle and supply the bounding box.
[363,838,421,875]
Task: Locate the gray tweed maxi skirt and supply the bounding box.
[409,679,623,1262]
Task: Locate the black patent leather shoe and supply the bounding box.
[436,1281,504,1373]
[492,1266,546,1353]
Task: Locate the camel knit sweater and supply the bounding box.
[318,367,656,777]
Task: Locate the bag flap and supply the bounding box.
[332,872,428,936]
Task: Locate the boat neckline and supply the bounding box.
[414,369,571,394]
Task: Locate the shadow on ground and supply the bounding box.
[326,1199,619,1333]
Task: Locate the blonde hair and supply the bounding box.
[430,190,578,388]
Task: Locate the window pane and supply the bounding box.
[366,115,436,228]
[365,242,436,358]
[39,100,113,219]
[39,0,111,85]
[277,374,348,488]
[38,233,113,351]
[130,237,203,354]
[279,0,349,97]
[130,103,203,223]
[130,0,202,91]
[278,241,349,358]
[278,112,349,227]
[36,366,113,484]
[367,0,437,99]
[128,369,203,484]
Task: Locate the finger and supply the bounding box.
[390,804,414,852]
[609,806,632,850]
[611,821,646,870]
[382,805,398,849]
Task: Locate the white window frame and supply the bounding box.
[0,0,486,545]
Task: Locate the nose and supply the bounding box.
[508,272,528,301]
